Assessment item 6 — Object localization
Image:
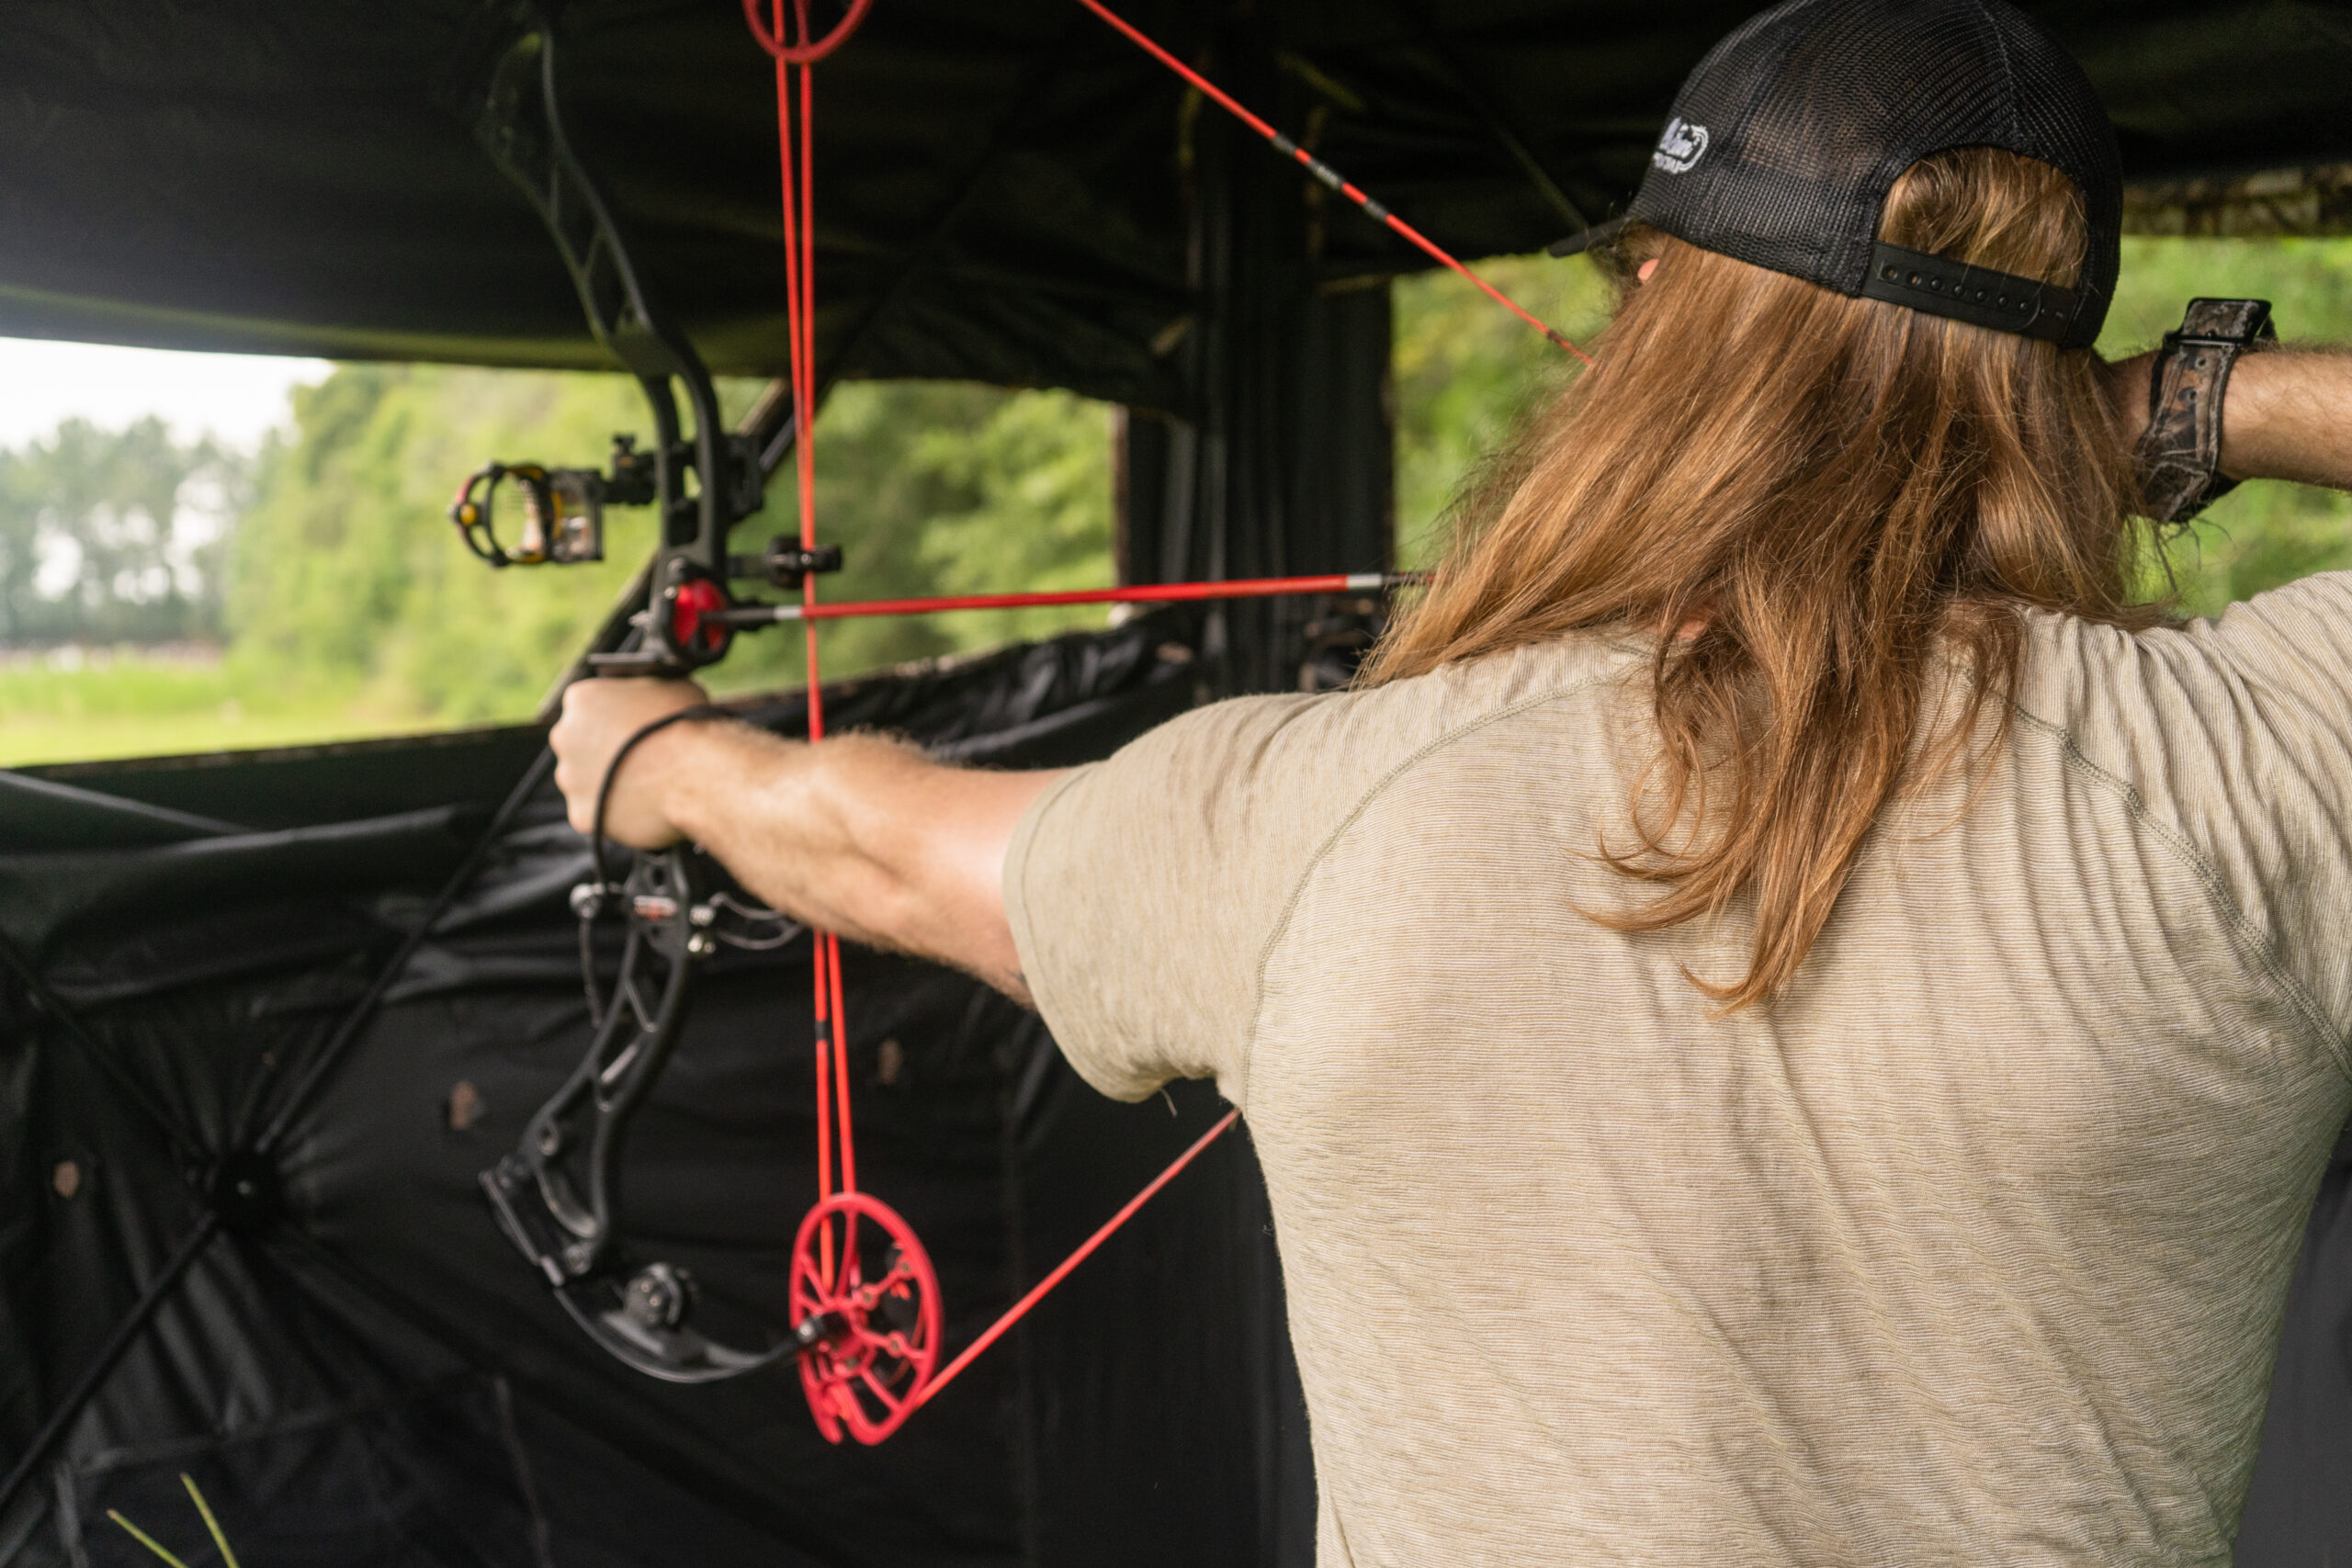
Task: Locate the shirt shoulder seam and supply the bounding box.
[2009,703,2352,1083]
[1234,679,2352,1092]
[1005,765,1095,1052]
[1240,673,1621,1089]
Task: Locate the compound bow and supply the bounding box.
[464,8,864,1391]
[463,0,1572,1445]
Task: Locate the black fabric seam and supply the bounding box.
[1980,0,2022,149]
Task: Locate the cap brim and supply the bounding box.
[1545,216,1626,258]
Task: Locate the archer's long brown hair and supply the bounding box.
[1363,148,2155,1009]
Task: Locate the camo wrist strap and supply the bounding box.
[2135,297,2276,525]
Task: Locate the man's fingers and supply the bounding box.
[548,676,713,847]
[559,763,594,835]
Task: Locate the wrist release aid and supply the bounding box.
[2136,298,2276,525]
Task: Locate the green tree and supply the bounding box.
[1391,256,1617,567]
[1393,237,2352,608]
[0,448,40,641]
[710,382,1114,694]
[222,367,1113,721]
[0,416,235,644]
[227,365,651,719]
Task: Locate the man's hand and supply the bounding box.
[549,676,712,846]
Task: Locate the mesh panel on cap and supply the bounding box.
[1623,0,2121,347]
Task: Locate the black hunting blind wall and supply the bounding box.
[6,1,2352,1563]
[0,618,1321,1568]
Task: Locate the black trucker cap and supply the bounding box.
[1549,0,2121,349]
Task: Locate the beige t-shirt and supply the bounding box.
[1002,575,2352,1567]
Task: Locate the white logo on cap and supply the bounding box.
[1652,117,1709,175]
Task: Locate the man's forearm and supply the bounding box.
[2222,347,2352,489]
[655,725,914,950]
[626,719,1057,999]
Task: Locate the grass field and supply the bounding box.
[0,651,447,767]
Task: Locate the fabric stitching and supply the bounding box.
[1242,673,1622,1085]
[1007,767,1092,1071]
[1230,663,2351,1091]
[2007,705,2352,1082]
[1977,0,2022,148]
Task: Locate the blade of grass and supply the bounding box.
[105,1509,194,1568]
[180,1474,243,1568]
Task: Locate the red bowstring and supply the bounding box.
[908,1107,1239,1413]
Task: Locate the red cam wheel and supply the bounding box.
[742,0,876,63]
[788,1190,941,1444]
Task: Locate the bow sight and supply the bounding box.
[449,439,651,568]
[445,430,842,665]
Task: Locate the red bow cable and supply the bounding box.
[745,0,1574,1446]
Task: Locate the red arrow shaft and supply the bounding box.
[1070,0,1590,364]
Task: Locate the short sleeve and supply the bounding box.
[2064,569,2352,1052]
[1001,692,1336,1104]
[2182,570,2352,1038]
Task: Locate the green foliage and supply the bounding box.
[1393,237,2352,611]
[1391,256,1618,568]
[223,364,1088,722]
[2,650,249,718]
[2101,236,2352,351]
[2100,237,2352,615]
[0,416,238,643]
[0,367,1114,762]
[0,643,439,764]
[226,364,651,722]
[221,367,1114,712]
[699,381,1113,699]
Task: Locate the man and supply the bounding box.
[554,0,2352,1560]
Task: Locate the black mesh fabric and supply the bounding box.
[1613,0,2121,348]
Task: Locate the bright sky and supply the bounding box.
[0,336,330,452]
